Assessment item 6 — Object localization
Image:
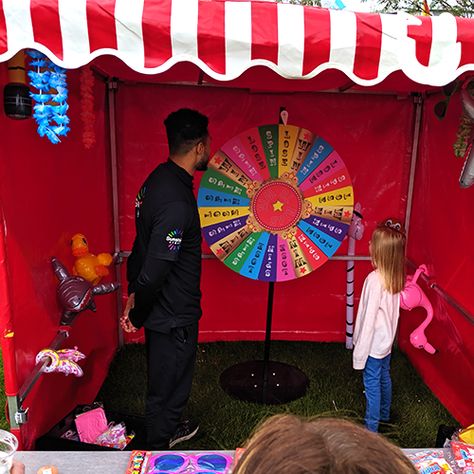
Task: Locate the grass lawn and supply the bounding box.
[0,352,6,431]
[98,341,457,449]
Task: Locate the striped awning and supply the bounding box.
[0,0,473,87]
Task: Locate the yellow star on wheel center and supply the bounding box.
[273,200,284,212]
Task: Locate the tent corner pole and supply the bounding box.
[0,210,22,447]
[404,94,423,240]
[107,78,124,347]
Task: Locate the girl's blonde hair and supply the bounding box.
[370,218,406,294]
[233,414,417,474]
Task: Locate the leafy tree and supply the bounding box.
[375,0,473,16]
[281,0,473,16]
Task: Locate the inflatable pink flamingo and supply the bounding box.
[400,264,436,354]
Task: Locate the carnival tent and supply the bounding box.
[0,0,473,449]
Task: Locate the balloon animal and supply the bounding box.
[52,257,119,326]
[36,347,85,377]
[71,233,113,285]
[400,264,436,354]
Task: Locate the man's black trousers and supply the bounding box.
[144,322,198,449]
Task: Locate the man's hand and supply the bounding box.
[124,293,135,316]
[120,293,138,333]
[11,460,25,474]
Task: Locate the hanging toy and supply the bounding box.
[71,233,113,285]
[36,347,85,377]
[461,78,474,121]
[400,264,436,355]
[458,79,474,188]
[80,67,96,149]
[3,50,32,119]
[52,257,119,326]
[27,50,70,144]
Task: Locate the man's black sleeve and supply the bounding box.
[128,258,173,328]
[128,201,191,328]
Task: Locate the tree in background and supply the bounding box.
[282,0,473,17]
[376,0,473,16]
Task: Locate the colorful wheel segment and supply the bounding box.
[198,124,354,281]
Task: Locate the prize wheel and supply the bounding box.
[198,124,354,282]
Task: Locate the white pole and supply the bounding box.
[346,203,364,349]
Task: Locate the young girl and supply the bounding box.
[353,218,406,433]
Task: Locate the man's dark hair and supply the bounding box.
[164,108,209,156]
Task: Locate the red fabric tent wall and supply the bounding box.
[97,78,474,428]
[116,83,411,343]
[399,93,474,426]
[0,67,118,448]
[0,0,473,451]
[1,64,473,448]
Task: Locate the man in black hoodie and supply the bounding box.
[121,108,210,450]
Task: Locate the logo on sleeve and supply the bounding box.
[166,229,183,252]
[135,185,146,218]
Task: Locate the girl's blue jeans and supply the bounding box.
[363,354,392,432]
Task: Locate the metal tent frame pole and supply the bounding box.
[107,78,124,346]
[404,94,424,239]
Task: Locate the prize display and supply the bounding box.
[199,125,354,281]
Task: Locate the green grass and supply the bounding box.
[98,341,457,449]
[0,351,8,431]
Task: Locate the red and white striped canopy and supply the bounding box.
[0,0,473,87]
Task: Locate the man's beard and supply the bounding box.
[196,155,209,171]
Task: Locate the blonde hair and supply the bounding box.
[370,219,406,294]
[233,414,416,474]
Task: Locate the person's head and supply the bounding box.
[164,108,210,172]
[370,218,406,294]
[233,414,416,474]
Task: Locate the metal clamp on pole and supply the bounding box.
[14,406,28,426]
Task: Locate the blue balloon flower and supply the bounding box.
[27,50,70,144]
